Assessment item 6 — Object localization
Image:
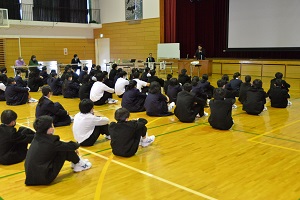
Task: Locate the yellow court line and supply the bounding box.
[94,154,114,200]
[79,147,218,200]
[248,119,300,141]
[249,140,300,153]
[147,117,162,126]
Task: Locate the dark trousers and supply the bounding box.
[53,102,71,127]
[80,125,109,146]
[94,92,113,105]
[194,104,204,117]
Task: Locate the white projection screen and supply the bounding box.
[228,0,300,49]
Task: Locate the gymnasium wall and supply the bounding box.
[94,18,160,62]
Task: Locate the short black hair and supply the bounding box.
[275,72,283,79]
[41,85,52,96]
[217,79,226,87]
[133,71,140,78]
[169,78,178,86]
[119,71,127,77]
[166,74,172,80]
[222,74,229,82]
[233,72,241,79]
[74,54,78,58]
[112,63,118,69]
[183,83,192,92]
[114,108,130,122]
[181,69,187,74]
[7,77,15,84]
[95,73,105,82]
[245,75,251,83]
[1,110,17,125]
[202,74,208,81]
[126,80,137,91]
[274,79,282,87]
[149,81,161,94]
[79,99,94,114]
[191,76,199,86]
[33,115,53,134]
[213,87,226,100]
[252,79,262,89]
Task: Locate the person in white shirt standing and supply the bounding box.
[114,71,129,98]
[73,99,111,146]
[90,73,117,105]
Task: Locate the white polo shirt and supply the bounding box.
[115,77,129,96]
[133,78,148,92]
[90,81,114,102]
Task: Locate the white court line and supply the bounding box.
[17,122,218,200]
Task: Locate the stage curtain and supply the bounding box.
[164,0,176,43]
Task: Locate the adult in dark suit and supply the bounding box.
[121,80,146,112]
[175,83,206,123]
[268,79,290,108]
[243,79,268,115]
[25,115,91,185]
[0,110,35,165]
[194,45,206,60]
[5,77,29,105]
[208,88,234,130]
[35,86,71,127]
[146,53,155,62]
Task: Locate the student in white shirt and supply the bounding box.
[114,71,129,97]
[73,99,110,146]
[132,71,150,93]
[90,73,117,105]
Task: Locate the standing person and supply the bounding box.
[268,79,290,108]
[174,83,207,123]
[146,53,156,70]
[109,108,155,157]
[73,99,110,146]
[146,53,155,63]
[238,75,252,104]
[0,110,35,165]
[194,45,206,60]
[144,81,174,116]
[71,54,81,74]
[36,86,72,127]
[243,79,268,115]
[114,71,129,98]
[90,73,117,105]
[5,77,30,105]
[208,88,234,130]
[121,80,147,112]
[25,115,92,186]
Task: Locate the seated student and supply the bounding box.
[27,68,44,92]
[62,73,80,98]
[109,108,155,157]
[221,74,230,85]
[113,68,124,85]
[208,88,234,130]
[25,115,92,186]
[39,66,49,85]
[15,70,27,87]
[192,74,214,102]
[0,110,35,165]
[163,74,172,94]
[78,66,88,83]
[243,79,268,115]
[108,63,118,82]
[226,72,242,97]
[129,68,138,80]
[36,86,72,127]
[217,79,237,109]
[61,65,79,83]
[269,72,291,105]
[79,74,93,100]
[178,69,191,85]
[268,79,290,108]
[0,74,6,101]
[167,78,182,104]
[140,67,150,82]
[73,99,110,146]
[5,77,30,105]
[144,81,174,116]
[115,71,129,98]
[175,83,207,123]
[147,70,164,87]
[0,67,8,85]
[90,73,117,105]
[47,72,63,95]
[238,75,251,104]
[191,76,200,91]
[132,71,150,93]
[121,80,147,112]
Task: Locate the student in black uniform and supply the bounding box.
[268,79,290,108]
[226,72,242,97]
[109,63,118,82]
[238,75,251,104]
[144,81,174,116]
[208,88,234,130]
[39,66,49,85]
[27,67,43,92]
[0,110,35,165]
[15,70,27,87]
[62,73,80,98]
[109,108,155,157]
[163,74,172,94]
[243,79,268,115]
[79,74,93,100]
[5,77,30,105]
[141,67,150,82]
[47,72,63,95]
[167,78,182,104]
[36,86,72,127]
[121,80,147,112]
[147,70,164,87]
[25,115,91,186]
[269,72,291,105]
[174,83,207,123]
[178,69,191,85]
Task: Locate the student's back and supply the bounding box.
[238,75,252,104]
[268,79,290,108]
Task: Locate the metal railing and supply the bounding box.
[9,3,101,24]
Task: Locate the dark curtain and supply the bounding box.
[33,0,87,23]
[0,0,21,20]
[164,0,176,43]
[171,0,300,59]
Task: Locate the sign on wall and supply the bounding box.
[125,0,143,20]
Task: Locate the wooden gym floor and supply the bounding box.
[0,75,300,200]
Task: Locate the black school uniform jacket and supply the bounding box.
[167,85,182,103]
[15,75,27,87]
[174,90,206,123]
[63,80,80,98]
[28,76,44,92]
[144,93,172,116]
[36,97,68,122]
[121,88,146,112]
[208,98,234,130]
[0,125,34,165]
[79,82,93,100]
[47,77,63,95]
[238,82,251,104]
[25,134,79,185]
[5,84,29,105]
[268,87,290,108]
[242,87,267,115]
[109,119,147,157]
